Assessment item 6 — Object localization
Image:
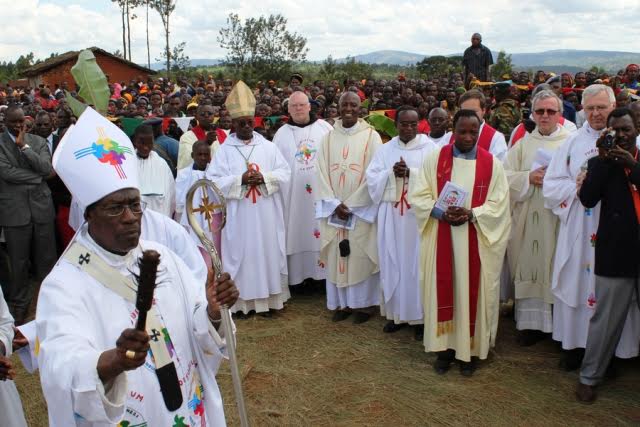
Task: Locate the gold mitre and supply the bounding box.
[226,80,256,119]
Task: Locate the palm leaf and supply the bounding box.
[63,90,88,118]
[365,114,398,138]
[70,49,110,115]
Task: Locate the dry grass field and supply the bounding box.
[13,293,640,426]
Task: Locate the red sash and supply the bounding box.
[216,128,227,144]
[191,126,206,141]
[449,123,496,151]
[435,144,493,337]
[511,117,566,147]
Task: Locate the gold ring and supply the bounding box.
[125,350,136,359]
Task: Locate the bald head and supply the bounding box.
[288,91,311,125]
[428,107,449,137]
[339,91,361,106]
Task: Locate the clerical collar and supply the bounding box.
[288,113,317,128]
[453,144,477,160]
[81,223,139,270]
[536,126,562,138]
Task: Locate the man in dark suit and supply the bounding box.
[0,105,56,324]
[577,107,640,403]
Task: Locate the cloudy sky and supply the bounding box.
[2,0,639,64]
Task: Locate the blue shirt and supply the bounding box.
[154,134,179,163]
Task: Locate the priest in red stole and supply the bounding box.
[409,109,511,376]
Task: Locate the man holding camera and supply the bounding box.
[576,107,640,403]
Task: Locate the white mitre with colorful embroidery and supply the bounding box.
[52,107,139,208]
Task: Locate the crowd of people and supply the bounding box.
[1,33,640,424]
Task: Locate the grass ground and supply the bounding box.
[13,293,640,426]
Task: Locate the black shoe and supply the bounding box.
[313,279,327,295]
[353,311,371,324]
[414,325,424,341]
[559,349,585,372]
[459,359,477,377]
[434,350,455,375]
[332,310,351,322]
[517,330,547,347]
[383,321,407,333]
[606,358,619,380]
[576,382,597,404]
[233,312,249,320]
[258,311,273,318]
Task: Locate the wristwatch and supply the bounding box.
[20,144,30,152]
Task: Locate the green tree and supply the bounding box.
[151,0,177,78]
[415,55,462,79]
[217,13,308,83]
[491,50,513,81]
[155,41,190,74]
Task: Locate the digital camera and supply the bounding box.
[601,130,617,150]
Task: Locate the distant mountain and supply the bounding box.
[149,58,222,70]
[335,49,640,72]
[337,50,426,65]
[147,49,640,73]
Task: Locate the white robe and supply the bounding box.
[273,119,333,285]
[442,121,508,161]
[543,123,640,357]
[36,227,231,426]
[137,151,176,218]
[0,289,27,427]
[207,132,291,314]
[505,126,569,333]
[366,135,437,323]
[426,133,450,148]
[315,119,382,310]
[410,147,511,362]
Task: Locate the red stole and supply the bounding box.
[449,123,496,151]
[417,119,431,135]
[435,144,493,338]
[216,128,228,144]
[511,117,566,147]
[191,126,206,141]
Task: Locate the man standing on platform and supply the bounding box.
[462,33,493,84]
[316,92,382,324]
[273,91,333,294]
[207,81,291,318]
[410,109,510,376]
[366,106,437,339]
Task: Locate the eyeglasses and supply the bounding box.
[199,111,215,116]
[100,201,146,217]
[584,105,611,113]
[533,109,559,116]
[289,103,309,109]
